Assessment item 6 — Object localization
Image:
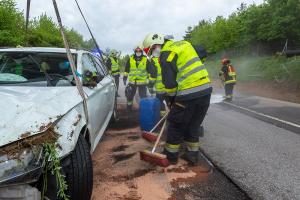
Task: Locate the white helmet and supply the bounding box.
[143,33,165,49]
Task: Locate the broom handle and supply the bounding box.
[149,112,168,133]
[151,119,167,153]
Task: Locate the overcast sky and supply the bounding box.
[16,0,263,54]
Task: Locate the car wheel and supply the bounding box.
[66,134,93,200]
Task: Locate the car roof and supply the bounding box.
[0,47,87,54]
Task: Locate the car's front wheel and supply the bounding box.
[66,134,93,200]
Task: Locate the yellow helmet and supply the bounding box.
[143,33,165,49]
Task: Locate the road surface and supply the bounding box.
[92,79,300,200]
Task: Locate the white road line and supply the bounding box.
[223,101,300,129]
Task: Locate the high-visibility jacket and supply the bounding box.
[152,57,165,94]
[127,55,148,85]
[110,57,120,75]
[226,65,237,84]
[161,40,211,98]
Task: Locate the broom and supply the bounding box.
[141,112,169,142]
[140,120,170,167]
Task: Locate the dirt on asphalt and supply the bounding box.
[91,105,251,200]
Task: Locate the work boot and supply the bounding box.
[162,149,178,165]
[181,151,199,166]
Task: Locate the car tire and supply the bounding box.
[66,134,93,200]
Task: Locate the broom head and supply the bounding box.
[142,131,158,142]
[140,149,170,167]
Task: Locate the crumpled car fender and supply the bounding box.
[55,106,87,158]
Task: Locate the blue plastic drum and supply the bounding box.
[139,97,161,131]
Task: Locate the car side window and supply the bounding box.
[92,55,108,76]
[82,54,98,73]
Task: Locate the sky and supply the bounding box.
[16,0,264,54]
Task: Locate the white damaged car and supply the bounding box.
[0,47,117,200]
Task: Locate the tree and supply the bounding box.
[0,0,25,46]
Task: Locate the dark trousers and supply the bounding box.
[113,75,120,92]
[156,93,166,111]
[166,95,211,155]
[225,83,235,98]
[127,84,147,105]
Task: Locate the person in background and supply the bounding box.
[123,46,156,111]
[219,58,237,101]
[144,46,168,116]
[106,49,120,95]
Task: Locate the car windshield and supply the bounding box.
[0,51,76,86]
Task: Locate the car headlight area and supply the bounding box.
[0,146,43,199]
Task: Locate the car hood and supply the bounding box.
[0,86,83,147]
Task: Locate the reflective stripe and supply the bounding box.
[225,80,236,84]
[156,90,166,94]
[167,52,176,62]
[178,65,206,82]
[129,81,147,85]
[129,74,148,77]
[185,141,199,152]
[165,143,180,153]
[167,92,176,96]
[177,83,211,96]
[149,77,156,81]
[179,57,200,72]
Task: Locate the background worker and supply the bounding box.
[143,33,212,165]
[219,58,237,101]
[123,46,156,110]
[106,49,120,95]
[144,47,167,116]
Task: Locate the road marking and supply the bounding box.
[223,101,300,129]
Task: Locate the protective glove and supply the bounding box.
[148,81,155,95]
[123,76,127,85]
[166,96,175,108]
[148,80,155,88]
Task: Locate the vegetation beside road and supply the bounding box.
[0,0,93,49]
[184,0,300,84]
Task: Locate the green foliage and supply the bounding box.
[42,143,69,200]
[0,0,93,49]
[0,0,25,46]
[187,0,300,53]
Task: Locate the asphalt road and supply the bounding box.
[201,93,300,200]
[113,79,300,200]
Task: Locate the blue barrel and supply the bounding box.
[139,97,161,131]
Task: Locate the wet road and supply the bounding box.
[93,79,300,200]
[202,93,300,200]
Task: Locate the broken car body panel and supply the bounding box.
[0,86,82,148]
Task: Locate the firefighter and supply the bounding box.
[144,46,167,116]
[143,33,212,165]
[219,58,237,101]
[123,46,156,110]
[106,49,120,95]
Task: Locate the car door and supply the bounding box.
[91,55,116,116]
[80,53,107,147]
